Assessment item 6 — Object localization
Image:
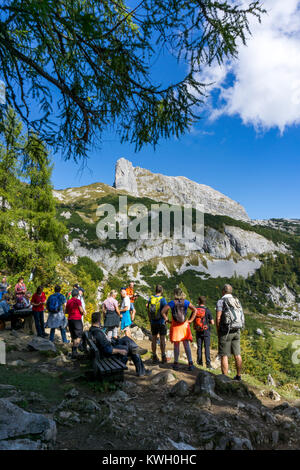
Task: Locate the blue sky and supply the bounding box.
[36,0,300,219]
[52,112,300,220]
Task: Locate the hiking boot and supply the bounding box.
[172,362,179,371]
[188,362,194,371]
[197,360,203,366]
[161,354,168,364]
[138,369,152,377]
[152,355,159,364]
[233,375,242,382]
[136,347,148,356]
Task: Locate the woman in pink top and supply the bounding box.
[102,290,120,340]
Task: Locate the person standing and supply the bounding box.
[102,290,121,341]
[46,285,69,344]
[31,286,47,337]
[126,282,137,322]
[66,288,85,358]
[0,276,11,301]
[162,288,197,371]
[216,284,244,381]
[194,296,214,369]
[146,284,168,364]
[15,277,26,302]
[120,287,132,337]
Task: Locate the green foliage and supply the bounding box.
[101,282,112,301]
[0,0,265,159]
[140,264,156,278]
[0,109,67,285]
[71,256,103,283]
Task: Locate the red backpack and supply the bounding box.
[194,306,208,333]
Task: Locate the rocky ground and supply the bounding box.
[1,325,300,451]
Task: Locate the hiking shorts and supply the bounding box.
[68,319,83,340]
[218,330,241,357]
[151,322,167,337]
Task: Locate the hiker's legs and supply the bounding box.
[196,333,203,364]
[60,327,69,343]
[33,311,43,336]
[160,334,166,357]
[221,355,229,375]
[204,334,211,367]
[183,340,193,364]
[131,353,146,376]
[39,312,45,336]
[49,328,55,342]
[174,342,180,363]
[234,355,242,376]
[152,334,158,357]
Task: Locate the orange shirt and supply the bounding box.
[126,287,135,303]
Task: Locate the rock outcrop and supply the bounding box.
[114,158,139,196]
[114,158,249,221]
[0,399,56,448]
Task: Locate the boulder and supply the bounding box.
[151,371,176,385]
[214,374,253,399]
[268,390,281,402]
[27,337,57,353]
[57,397,101,414]
[194,370,222,401]
[130,327,144,341]
[106,390,131,403]
[169,380,189,398]
[267,374,276,387]
[0,399,56,443]
[8,359,26,367]
[65,388,79,398]
[216,436,253,450]
[193,396,212,409]
[0,439,46,450]
[0,384,16,391]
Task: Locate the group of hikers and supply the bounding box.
[0,276,245,380]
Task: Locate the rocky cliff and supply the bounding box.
[114,158,250,221]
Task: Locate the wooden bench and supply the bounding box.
[0,308,33,331]
[83,330,128,382]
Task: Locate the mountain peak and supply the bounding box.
[114,158,249,221]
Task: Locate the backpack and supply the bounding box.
[221,296,244,331]
[172,300,186,323]
[149,295,163,321]
[194,306,208,333]
[47,294,61,314]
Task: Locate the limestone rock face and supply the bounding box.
[114,158,249,221]
[114,158,138,196]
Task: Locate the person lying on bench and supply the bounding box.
[89,312,151,377]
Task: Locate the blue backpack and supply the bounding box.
[47,294,61,314]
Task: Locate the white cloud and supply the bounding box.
[201,0,300,133]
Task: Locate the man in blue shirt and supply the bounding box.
[146,284,168,364]
[0,294,12,320]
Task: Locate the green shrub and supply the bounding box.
[71,256,103,282]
